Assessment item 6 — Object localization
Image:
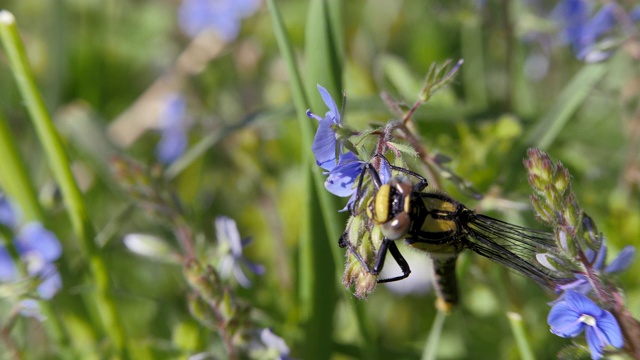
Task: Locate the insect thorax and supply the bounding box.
[405,190,467,258]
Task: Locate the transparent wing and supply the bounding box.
[463,212,560,289]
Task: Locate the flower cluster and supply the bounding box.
[525,149,636,359]
[0,195,62,301]
[178,0,262,42]
[552,0,640,62]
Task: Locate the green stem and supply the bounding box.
[0,10,130,357]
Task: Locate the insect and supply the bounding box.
[339,154,560,312]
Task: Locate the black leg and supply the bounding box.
[340,235,411,283]
[375,239,412,283]
[371,153,428,191]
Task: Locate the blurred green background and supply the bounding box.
[0,0,639,359]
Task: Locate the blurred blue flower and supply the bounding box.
[156,94,190,165]
[178,0,261,42]
[259,328,290,360]
[552,1,628,62]
[0,223,63,299]
[215,216,265,288]
[0,195,63,299]
[548,290,623,359]
[307,84,344,170]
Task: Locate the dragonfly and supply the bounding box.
[339,154,561,312]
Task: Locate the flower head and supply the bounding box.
[178,0,261,41]
[548,290,623,359]
[215,216,265,288]
[156,94,190,165]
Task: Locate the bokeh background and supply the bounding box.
[0,0,639,359]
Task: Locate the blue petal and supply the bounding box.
[580,4,617,48]
[325,156,364,197]
[379,159,392,185]
[631,5,640,22]
[260,328,290,358]
[233,264,252,288]
[564,290,603,316]
[312,117,338,170]
[605,246,635,274]
[156,95,189,164]
[548,301,584,337]
[552,0,591,46]
[0,196,17,228]
[215,216,243,257]
[596,309,623,348]
[177,0,249,41]
[592,243,607,270]
[156,129,188,165]
[585,326,604,360]
[16,223,62,262]
[0,246,17,281]
[316,85,340,125]
[36,264,62,299]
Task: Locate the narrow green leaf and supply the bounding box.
[507,312,536,360]
[421,310,447,360]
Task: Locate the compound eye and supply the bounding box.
[381,212,410,240]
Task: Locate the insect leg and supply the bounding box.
[376,239,412,283]
[371,153,429,191]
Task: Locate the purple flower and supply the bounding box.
[178,0,261,42]
[548,290,623,359]
[156,94,190,165]
[215,216,265,288]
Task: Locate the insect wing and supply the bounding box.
[463,213,558,288]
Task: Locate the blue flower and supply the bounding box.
[324,152,364,197]
[0,222,63,299]
[548,290,623,359]
[156,94,190,165]
[556,245,635,296]
[258,328,290,360]
[0,195,63,299]
[552,1,626,62]
[215,216,265,288]
[178,0,261,42]
[307,84,344,170]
